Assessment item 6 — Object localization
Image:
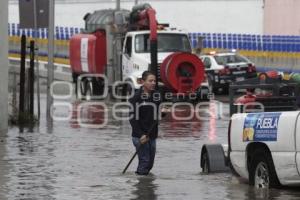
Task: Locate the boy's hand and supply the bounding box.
[161,106,172,113]
[140,135,149,144]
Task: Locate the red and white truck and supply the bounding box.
[69,4,208,101]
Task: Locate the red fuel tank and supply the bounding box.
[160,52,205,93]
[69,31,107,74]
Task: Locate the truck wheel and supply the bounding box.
[78,80,86,100]
[200,144,229,173]
[92,78,104,96]
[249,150,280,189]
[195,87,209,102]
[208,77,218,94]
[121,82,133,102]
[201,152,210,173]
[85,82,93,101]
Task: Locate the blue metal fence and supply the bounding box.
[8,23,82,40]
[8,23,300,53]
[191,32,300,53]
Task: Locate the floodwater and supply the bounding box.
[1,95,300,200]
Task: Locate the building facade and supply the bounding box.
[264,0,300,35]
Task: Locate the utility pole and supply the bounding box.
[33,0,41,120]
[116,0,120,10]
[0,0,8,134]
[46,0,55,120]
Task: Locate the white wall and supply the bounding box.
[0,0,8,134]
[9,0,264,34]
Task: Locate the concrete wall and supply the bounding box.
[9,0,264,34]
[264,0,300,35]
[0,0,8,134]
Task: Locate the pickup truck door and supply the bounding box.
[122,36,134,81]
[295,113,300,175]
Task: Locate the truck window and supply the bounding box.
[214,54,249,65]
[125,36,132,57]
[135,33,192,53]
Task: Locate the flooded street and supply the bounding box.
[1,95,300,200]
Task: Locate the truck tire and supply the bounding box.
[202,152,210,173]
[84,81,93,101]
[92,78,104,96]
[78,79,87,100]
[200,144,229,173]
[249,150,280,189]
[208,77,218,94]
[195,87,209,102]
[121,82,133,102]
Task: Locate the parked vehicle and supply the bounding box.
[69,4,208,101]
[200,51,257,94]
[200,72,300,189]
[229,72,299,116]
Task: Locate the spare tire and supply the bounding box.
[160,52,205,93]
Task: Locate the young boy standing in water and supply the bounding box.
[129,71,166,175]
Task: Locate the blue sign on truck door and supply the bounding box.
[243,112,281,142]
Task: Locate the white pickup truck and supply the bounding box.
[201,111,300,189]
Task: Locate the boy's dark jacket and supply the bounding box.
[129,88,162,139]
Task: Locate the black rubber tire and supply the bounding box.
[75,81,78,98]
[92,79,104,96]
[249,149,280,188]
[121,82,133,102]
[208,77,218,95]
[201,152,210,173]
[78,79,87,100]
[84,82,92,101]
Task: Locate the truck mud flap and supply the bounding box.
[200,144,230,173]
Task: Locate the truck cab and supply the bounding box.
[122,29,192,89]
[228,111,300,188]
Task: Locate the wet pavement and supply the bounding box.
[1,95,300,200]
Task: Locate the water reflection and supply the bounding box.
[70,101,106,129]
[208,101,217,142]
[131,176,157,200]
[225,177,300,200]
[0,135,9,200]
[4,131,57,200]
[3,96,300,199]
[161,106,203,138]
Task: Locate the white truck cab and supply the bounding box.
[122,29,192,89]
